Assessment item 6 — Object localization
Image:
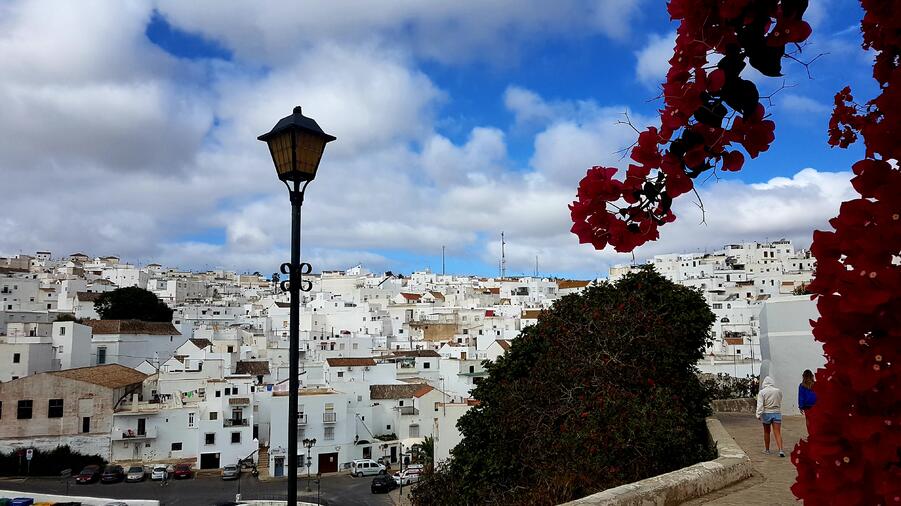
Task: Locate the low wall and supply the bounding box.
[711,398,755,413]
[0,489,158,506]
[559,417,752,506]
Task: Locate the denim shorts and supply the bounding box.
[761,412,782,424]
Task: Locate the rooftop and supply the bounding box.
[326,357,376,367]
[370,383,430,399]
[84,319,181,336]
[49,364,147,389]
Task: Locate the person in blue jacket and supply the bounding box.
[798,369,817,430]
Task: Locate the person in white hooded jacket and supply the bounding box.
[755,376,785,457]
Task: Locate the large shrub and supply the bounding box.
[0,445,106,476]
[94,286,173,322]
[412,267,715,505]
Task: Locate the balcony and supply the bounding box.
[113,426,157,440]
[223,418,249,427]
[323,412,337,424]
[228,397,251,406]
[398,406,419,416]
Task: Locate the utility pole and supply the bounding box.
[442,246,445,276]
[500,232,506,279]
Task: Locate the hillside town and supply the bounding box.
[0,240,815,479]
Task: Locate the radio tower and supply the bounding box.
[501,232,506,279]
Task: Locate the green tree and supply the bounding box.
[412,267,715,505]
[94,287,173,322]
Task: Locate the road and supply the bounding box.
[0,472,395,506]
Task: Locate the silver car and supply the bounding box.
[221,464,241,480]
[125,465,145,482]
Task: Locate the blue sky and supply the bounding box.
[0,0,871,278]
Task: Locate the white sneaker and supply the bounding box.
[763,450,771,455]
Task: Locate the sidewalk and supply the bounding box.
[685,413,806,505]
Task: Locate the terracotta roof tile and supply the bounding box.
[413,385,434,398]
[496,339,512,351]
[400,293,422,301]
[391,350,440,358]
[76,291,103,302]
[557,280,591,290]
[84,320,181,336]
[189,338,212,349]
[235,360,270,375]
[49,364,147,389]
[521,309,542,319]
[326,357,376,367]
[370,383,429,399]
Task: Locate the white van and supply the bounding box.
[351,459,386,477]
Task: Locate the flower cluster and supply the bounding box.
[570,0,809,252]
[792,1,901,503]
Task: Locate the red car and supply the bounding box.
[173,463,193,479]
[75,464,102,484]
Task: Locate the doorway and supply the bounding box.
[137,418,146,436]
[318,452,338,473]
[274,456,284,477]
[200,453,220,469]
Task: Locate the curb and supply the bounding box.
[559,417,753,506]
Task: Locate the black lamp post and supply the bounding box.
[302,437,317,494]
[259,106,335,506]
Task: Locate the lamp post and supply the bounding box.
[259,106,335,506]
[302,437,317,493]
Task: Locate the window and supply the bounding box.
[215,390,221,398]
[171,442,183,451]
[435,402,440,412]
[337,372,344,378]
[386,424,391,430]
[205,433,215,445]
[82,416,91,433]
[188,412,196,428]
[48,399,64,418]
[97,347,107,365]
[12,353,20,364]
[0,401,2,418]
[231,432,241,444]
[324,403,334,412]
[399,400,404,407]
[227,346,234,353]
[423,362,430,369]
[17,400,32,419]
[324,427,334,440]
[409,424,420,438]
[60,327,66,336]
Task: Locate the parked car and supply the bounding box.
[392,467,422,486]
[101,465,125,483]
[125,465,146,482]
[173,463,193,479]
[371,474,398,493]
[150,464,168,481]
[351,458,386,477]
[75,464,102,484]
[221,464,240,480]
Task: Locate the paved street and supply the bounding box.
[0,472,394,506]
[685,413,808,505]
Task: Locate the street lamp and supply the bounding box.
[302,437,317,494]
[260,106,335,506]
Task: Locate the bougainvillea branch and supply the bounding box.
[791,1,901,503]
[570,0,811,252]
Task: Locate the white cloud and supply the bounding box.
[779,94,831,118]
[154,0,645,66]
[635,32,674,89]
[0,1,855,279]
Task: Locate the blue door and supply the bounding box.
[274,457,284,477]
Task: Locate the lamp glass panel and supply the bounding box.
[295,131,326,177]
[267,131,295,179]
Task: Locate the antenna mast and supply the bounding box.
[442,245,446,276]
[500,232,506,279]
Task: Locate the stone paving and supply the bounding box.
[685,412,807,505]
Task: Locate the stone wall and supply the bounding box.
[559,417,752,506]
[0,434,110,460]
[711,398,755,413]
